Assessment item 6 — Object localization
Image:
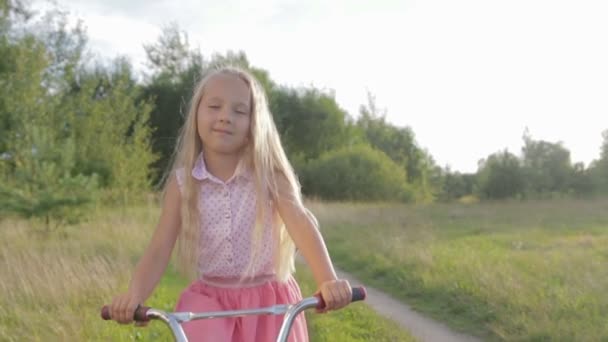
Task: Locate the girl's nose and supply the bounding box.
[218,108,232,123]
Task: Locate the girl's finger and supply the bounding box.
[117,299,125,323]
[322,287,334,311]
[119,298,131,324]
[337,283,351,309]
[126,300,138,324]
[109,297,117,321]
[328,286,341,310]
[114,296,125,323]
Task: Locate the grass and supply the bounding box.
[307,198,608,341]
[294,267,416,342]
[0,202,415,341]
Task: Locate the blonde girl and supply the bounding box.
[108,66,352,341]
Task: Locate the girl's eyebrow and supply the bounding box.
[206,96,249,108]
[206,96,223,103]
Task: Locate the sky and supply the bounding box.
[33,0,608,172]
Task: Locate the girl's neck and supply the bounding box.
[203,149,242,182]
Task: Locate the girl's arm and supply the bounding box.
[110,174,182,323]
[275,174,352,311]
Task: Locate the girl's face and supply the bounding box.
[197,73,252,156]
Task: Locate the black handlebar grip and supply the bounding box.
[352,286,367,302]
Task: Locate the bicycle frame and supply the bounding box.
[102,287,366,342]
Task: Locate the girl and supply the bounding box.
[108,66,352,341]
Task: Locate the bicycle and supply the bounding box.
[101,286,366,342]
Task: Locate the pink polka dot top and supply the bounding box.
[175,153,276,281]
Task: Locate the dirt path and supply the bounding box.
[335,268,483,342]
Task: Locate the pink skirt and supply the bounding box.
[174,275,309,342]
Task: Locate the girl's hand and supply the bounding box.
[109,291,145,325]
[317,279,352,313]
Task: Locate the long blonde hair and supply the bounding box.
[167,65,301,282]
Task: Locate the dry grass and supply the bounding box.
[0,203,159,341]
[0,199,416,341]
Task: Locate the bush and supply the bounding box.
[301,144,412,202]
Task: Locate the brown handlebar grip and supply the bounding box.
[100,304,151,322]
[133,305,151,322]
[315,286,366,310]
[101,305,111,320]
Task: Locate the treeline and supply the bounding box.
[1,1,607,226]
[449,130,608,201]
[139,24,439,203]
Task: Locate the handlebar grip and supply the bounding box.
[352,286,367,302]
[100,304,151,322]
[101,306,110,320]
[134,305,151,322]
[316,286,366,310]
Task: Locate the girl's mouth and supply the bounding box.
[213,128,232,135]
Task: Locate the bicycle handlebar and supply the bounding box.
[101,286,366,322]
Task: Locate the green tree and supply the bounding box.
[356,93,438,202]
[270,87,355,165]
[1,3,156,226]
[438,167,476,201]
[588,130,608,193]
[521,130,574,195]
[63,58,157,201]
[143,22,202,82]
[141,24,206,179]
[477,150,525,199]
[0,0,32,156]
[569,162,595,196]
[0,30,98,227]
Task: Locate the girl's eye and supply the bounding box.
[208,105,220,109]
[236,110,247,115]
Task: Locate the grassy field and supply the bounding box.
[307,198,608,341]
[0,203,414,341]
[5,198,604,341]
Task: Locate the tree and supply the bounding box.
[1,3,157,227]
[521,130,574,195]
[141,24,205,179]
[588,130,608,193]
[438,167,476,201]
[143,22,202,83]
[64,58,157,201]
[570,162,595,196]
[601,130,608,163]
[270,86,355,165]
[356,93,439,202]
[477,150,525,199]
[0,29,98,227]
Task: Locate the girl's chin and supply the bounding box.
[204,143,247,155]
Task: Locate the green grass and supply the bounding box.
[88,267,187,341]
[294,266,416,342]
[308,198,608,341]
[14,197,605,341]
[0,203,414,341]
